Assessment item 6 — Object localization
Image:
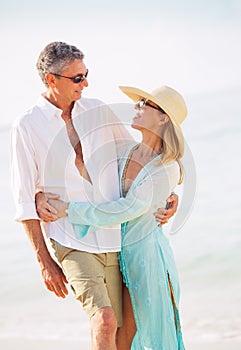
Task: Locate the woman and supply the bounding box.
[47,85,187,349]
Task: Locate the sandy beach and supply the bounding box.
[1,338,241,350]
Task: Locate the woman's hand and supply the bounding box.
[48,199,69,218]
[153,193,178,226]
[35,192,60,222]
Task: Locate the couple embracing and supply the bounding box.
[11,41,187,349]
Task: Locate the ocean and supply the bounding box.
[0,88,241,349]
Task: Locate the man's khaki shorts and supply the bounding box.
[50,239,122,327]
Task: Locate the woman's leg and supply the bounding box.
[117,285,136,350]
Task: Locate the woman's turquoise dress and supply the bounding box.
[68,145,186,350]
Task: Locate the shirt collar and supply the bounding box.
[36,94,85,121]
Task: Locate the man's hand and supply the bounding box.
[22,219,69,298]
[40,258,69,298]
[36,192,60,222]
[153,193,179,227]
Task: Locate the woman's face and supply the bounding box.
[131,99,167,135]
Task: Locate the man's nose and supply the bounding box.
[81,78,88,87]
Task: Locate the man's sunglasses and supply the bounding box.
[137,98,165,113]
[51,69,88,84]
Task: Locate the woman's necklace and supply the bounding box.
[121,143,162,197]
[121,144,139,198]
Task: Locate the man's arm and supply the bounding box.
[11,123,68,298]
[22,219,68,298]
[46,162,179,230]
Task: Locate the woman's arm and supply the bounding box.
[55,162,179,229]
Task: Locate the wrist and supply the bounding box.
[36,249,53,267]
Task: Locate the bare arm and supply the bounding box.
[22,219,68,298]
[47,162,179,231]
[36,189,179,228]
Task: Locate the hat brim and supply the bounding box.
[119,85,185,156]
[119,86,179,125]
[119,85,162,108]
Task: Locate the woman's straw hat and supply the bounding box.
[119,85,187,126]
[119,85,188,155]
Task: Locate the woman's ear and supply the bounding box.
[158,114,169,126]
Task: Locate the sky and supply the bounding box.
[1,0,241,127]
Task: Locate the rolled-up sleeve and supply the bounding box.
[11,121,40,221]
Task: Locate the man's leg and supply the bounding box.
[90,250,123,350]
[90,306,117,350]
[49,240,122,349]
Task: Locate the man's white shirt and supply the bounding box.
[11,95,132,253]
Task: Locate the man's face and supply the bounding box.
[52,59,88,104]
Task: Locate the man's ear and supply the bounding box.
[45,73,56,88]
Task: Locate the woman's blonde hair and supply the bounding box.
[157,119,184,184]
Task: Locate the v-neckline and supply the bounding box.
[120,143,162,197]
[121,144,139,197]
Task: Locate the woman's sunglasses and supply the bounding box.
[137,98,165,113]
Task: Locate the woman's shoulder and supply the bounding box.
[152,159,180,182]
[154,156,179,171]
[163,160,179,171]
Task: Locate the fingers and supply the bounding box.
[157,220,168,227]
[42,265,69,298]
[45,278,68,298]
[41,212,58,222]
[166,193,178,211]
[36,195,59,221]
[154,208,168,217]
[45,201,58,215]
[48,279,69,298]
[45,192,61,200]
[36,206,58,222]
[153,208,171,226]
[36,192,59,217]
[54,272,69,298]
[153,194,178,227]
[38,199,58,215]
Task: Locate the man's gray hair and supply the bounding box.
[36,42,84,87]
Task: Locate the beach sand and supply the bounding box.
[190,342,241,350]
[1,338,241,350]
[0,338,89,350]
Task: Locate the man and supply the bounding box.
[11,41,177,349]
